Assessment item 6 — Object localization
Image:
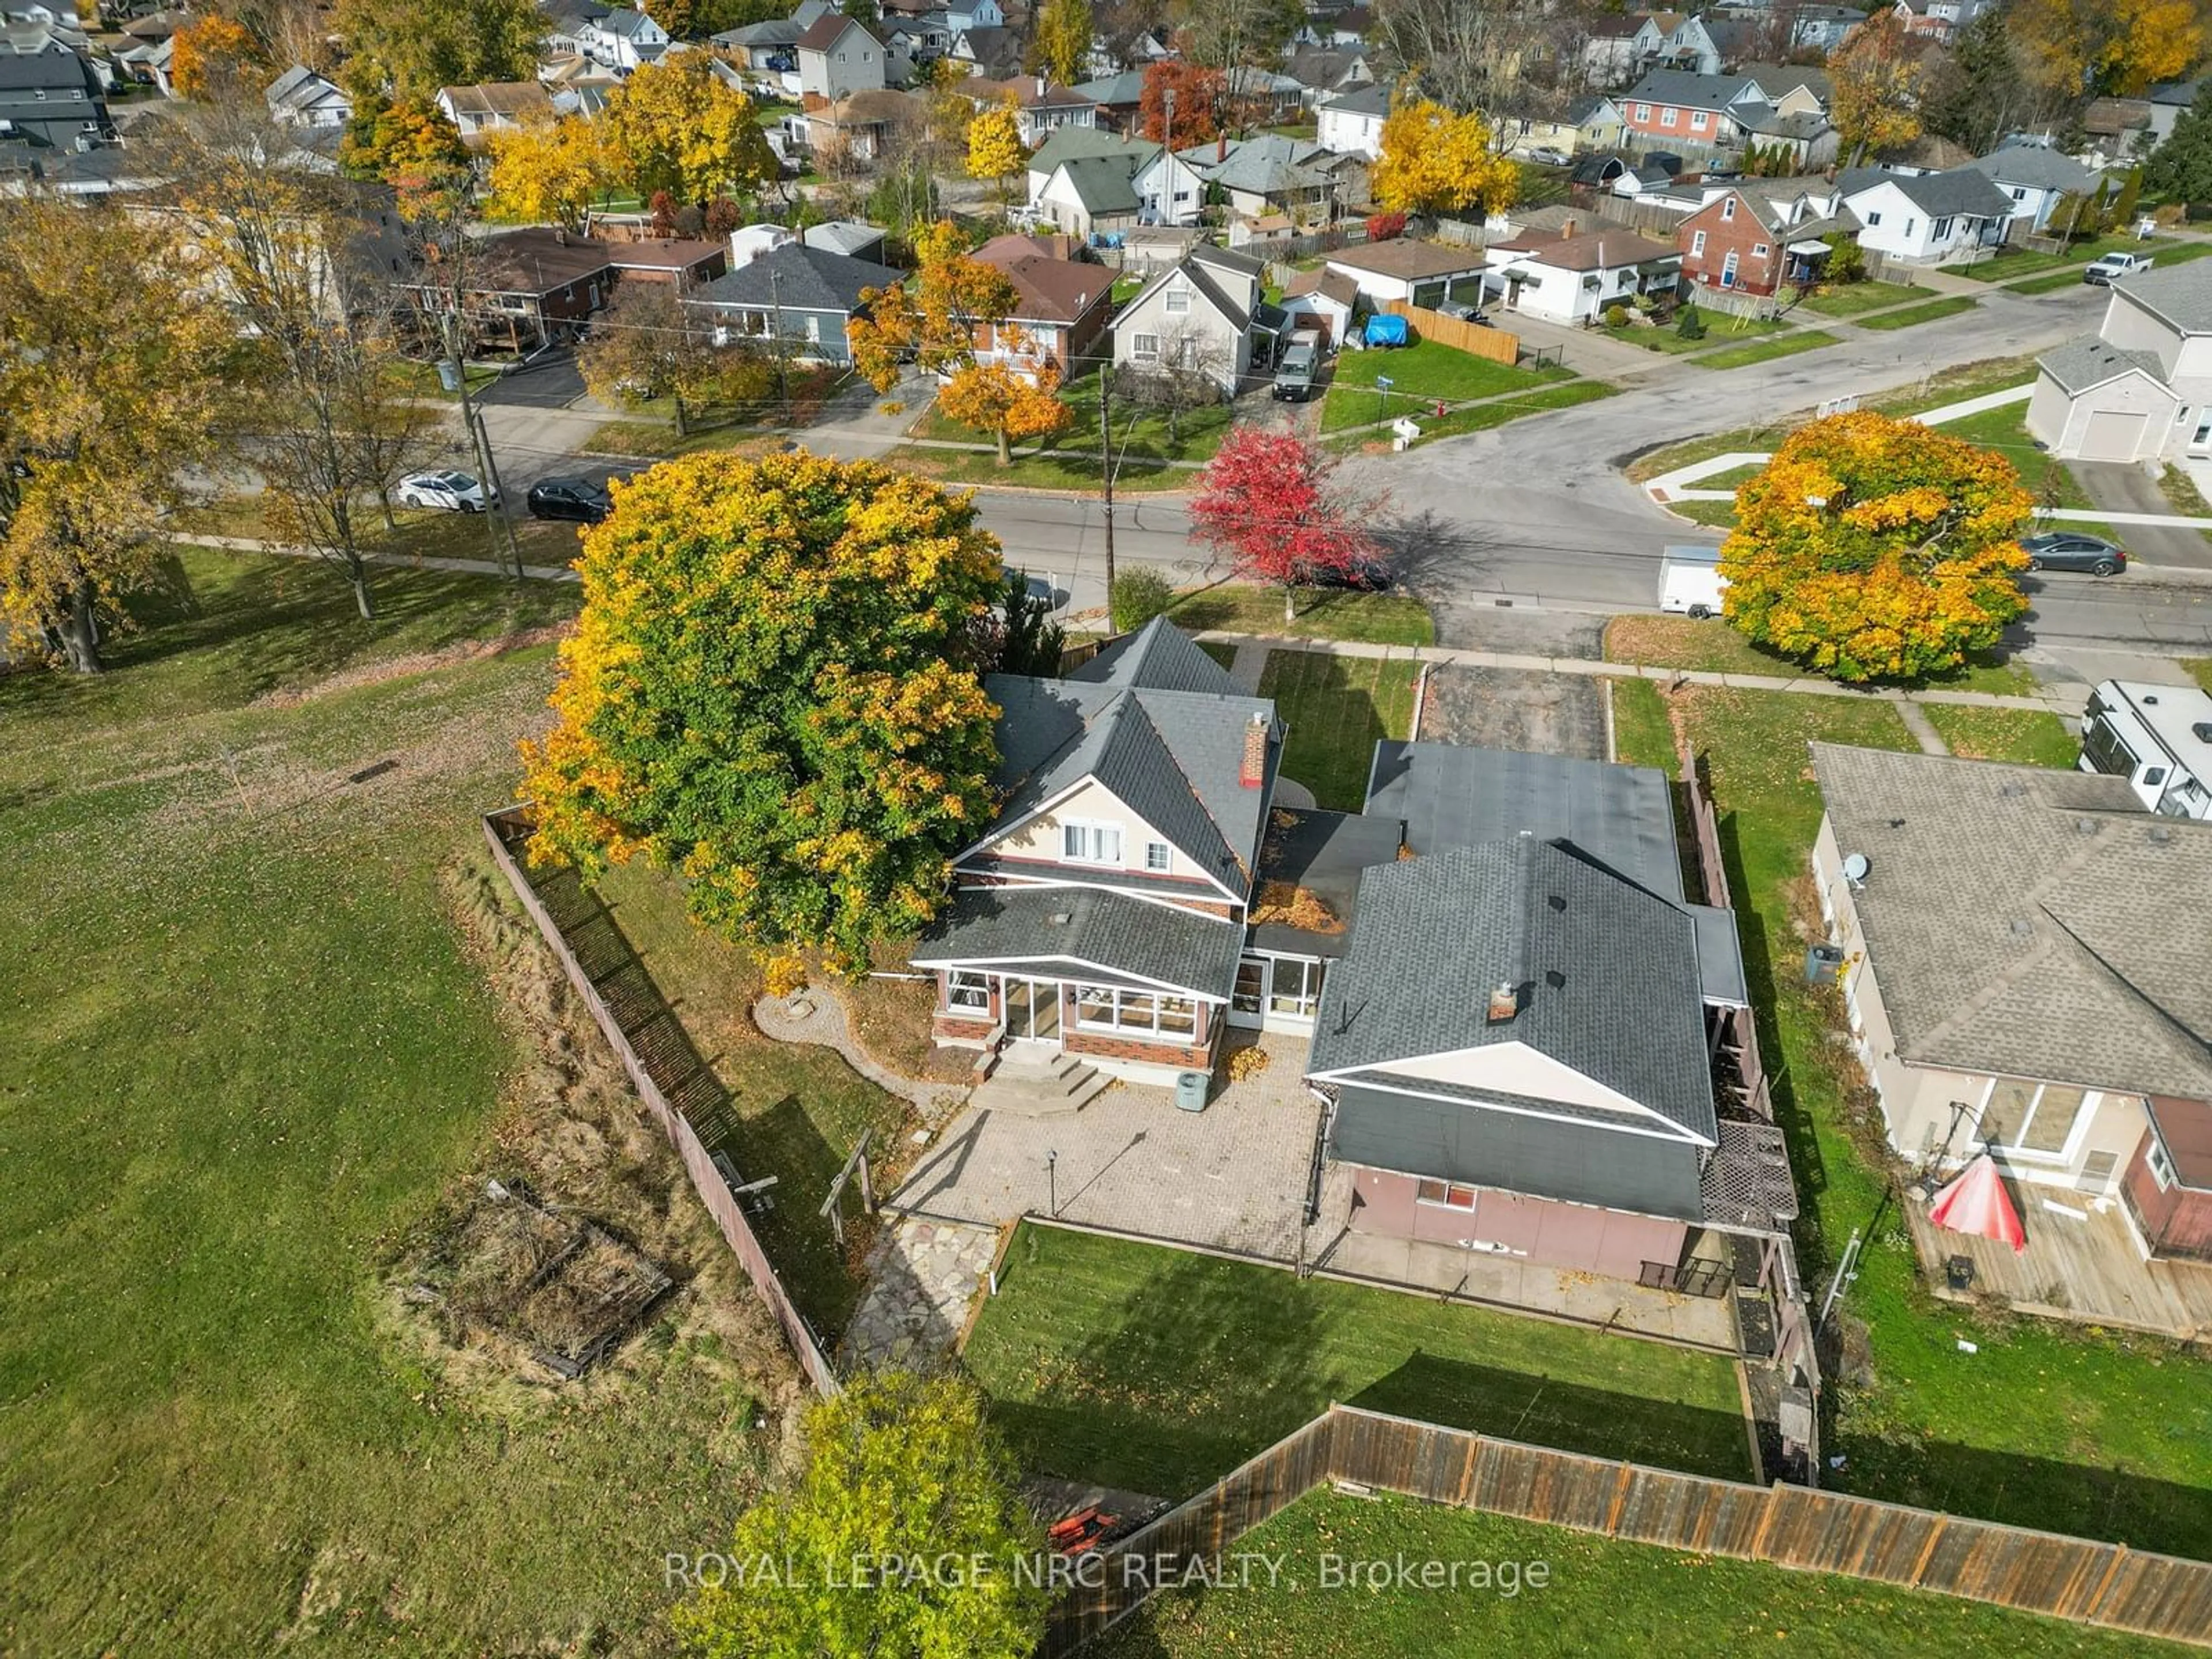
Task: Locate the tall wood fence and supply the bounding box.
[1380,298,1519,364]
[480,808,841,1396]
[1044,1404,2212,1654]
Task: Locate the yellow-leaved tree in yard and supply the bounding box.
[940,354,1074,464]
[967,99,1027,204]
[1720,411,2033,683]
[1372,99,1517,218]
[599,55,777,206]
[486,114,608,233]
[519,452,1006,983]
[1827,14,1925,165]
[2008,0,2200,97]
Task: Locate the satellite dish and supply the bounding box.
[1842,852,1871,885]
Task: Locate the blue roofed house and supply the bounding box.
[681,240,903,366]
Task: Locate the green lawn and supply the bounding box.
[900,365,1233,487]
[1321,340,1571,433]
[1628,423,1796,483]
[2187,657,2212,695]
[1259,649,1419,810]
[1921,704,2080,766]
[1794,279,1924,318]
[1688,329,1839,371]
[1096,1490,2196,1658]
[1165,582,1435,646]
[0,550,789,1653]
[964,1224,1753,1502]
[1969,234,2212,284]
[1603,615,2038,695]
[1671,685,2212,1558]
[1608,677,1678,774]
[1666,499,1740,528]
[1937,403,2088,508]
[1393,380,1616,446]
[1604,310,1782,355]
[1855,294,1981,332]
[1870,354,2045,419]
[2008,266,2102,296]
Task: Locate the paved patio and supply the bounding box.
[884,1033,1325,1260]
[841,1215,1001,1370]
[1906,1193,2212,1340]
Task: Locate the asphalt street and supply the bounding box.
[467,279,2212,654]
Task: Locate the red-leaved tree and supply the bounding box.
[1189,430,1386,620]
[1139,61,1226,145]
[1365,211,1408,243]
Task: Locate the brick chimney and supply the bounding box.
[1560,215,1575,238]
[1240,711,1268,788]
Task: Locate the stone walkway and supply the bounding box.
[751,988,970,1119]
[1895,702,1950,755]
[840,1215,1001,1370]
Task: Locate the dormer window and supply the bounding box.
[1062,820,1123,864]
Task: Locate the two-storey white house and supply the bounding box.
[1316,82,1389,158]
[577,6,669,71]
[2028,262,2212,463]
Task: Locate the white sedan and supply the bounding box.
[396,470,497,512]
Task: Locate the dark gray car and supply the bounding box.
[2020,531,2127,576]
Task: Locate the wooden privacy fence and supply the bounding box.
[1044,1404,2212,1654]
[480,808,842,1397]
[1381,298,1520,365]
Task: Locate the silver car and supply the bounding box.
[396,469,497,512]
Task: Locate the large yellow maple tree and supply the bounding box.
[1372,99,1517,219]
[1719,411,2034,683]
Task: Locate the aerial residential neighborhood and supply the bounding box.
[9,0,2212,1654]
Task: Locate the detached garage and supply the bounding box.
[2025,336,2179,463]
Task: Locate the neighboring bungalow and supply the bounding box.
[796,14,887,101]
[575,5,669,71]
[1835,165,2013,265]
[1285,42,1374,105]
[263,65,351,129]
[948,24,1022,79]
[1809,744,2212,1282]
[1182,133,1339,228]
[1322,237,1491,309]
[966,231,1116,375]
[683,240,904,366]
[1070,67,1146,133]
[1112,244,1282,391]
[2027,262,2212,463]
[1316,81,1390,159]
[397,226,614,355]
[2079,97,2154,169]
[1580,13,1641,88]
[802,88,922,165]
[1028,128,1204,237]
[802,219,889,262]
[1486,224,1682,324]
[912,618,1285,1086]
[1498,93,1627,160]
[1961,142,2100,237]
[601,236,728,293]
[435,81,552,143]
[1738,105,1838,172]
[1312,741,1772,1287]
[961,75,1098,147]
[713,17,803,74]
[1738,63,1831,119]
[1631,12,1725,75]
[1790,5,1869,51]
[0,45,109,149]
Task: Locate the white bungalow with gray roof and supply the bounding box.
[1963,142,2100,236]
[2027,262,2212,462]
[1810,745,2212,1294]
[1316,81,1389,159]
[1835,165,2014,264]
[1026,129,1203,235]
[680,241,903,366]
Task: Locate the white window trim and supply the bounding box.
[1691,229,1707,256]
[2148,1136,2177,1190]
[1073,982,1199,1039]
[1975,1079,2099,1165]
[1144,840,1173,872]
[1721,196,1735,221]
[944,969,992,1018]
[1415,1179,1478,1210]
[1060,819,1123,865]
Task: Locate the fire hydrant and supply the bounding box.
[1434,399,1446,418]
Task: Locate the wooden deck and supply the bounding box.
[1907,1194,2212,1340]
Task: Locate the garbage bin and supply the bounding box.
[1175,1070,1210,1112]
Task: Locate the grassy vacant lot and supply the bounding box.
[1690,328,1838,371]
[1096,1490,2193,1658]
[1795,279,1923,318]
[1603,615,2038,695]
[963,1224,1753,1502]
[1321,339,1573,433]
[1402,379,1617,446]
[182,497,588,573]
[1855,294,1981,332]
[1968,234,2212,284]
[1259,649,1419,809]
[1665,684,2212,1558]
[1605,310,1783,356]
[0,551,795,1653]
[912,368,1235,469]
[1922,703,2079,766]
[1164,582,1435,646]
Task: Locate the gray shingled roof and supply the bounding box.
[1321,82,1391,117]
[1964,142,2096,195]
[979,665,1277,899]
[1364,741,1686,903]
[1071,615,1242,696]
[1308,839,1719,1144]
[1836,165,2014,219]
[911,884,1247,997]
[1624,69,1763,111]
[685,242,902,316]
[1811,743,2212,1099]
[1056,151,1143,214]
[2038,335,2164,395]
[2111,258,2212,333]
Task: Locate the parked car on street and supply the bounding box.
[1525,145,1570,166]
[1301,550,1395,591]
[526,478,613,523]
[2084,251,2153,285]
[2021,531,2128,575]
[396,470,496,512]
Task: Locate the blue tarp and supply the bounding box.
[1363,313,1409,347]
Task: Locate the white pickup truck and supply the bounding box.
[2083,251,2153,286]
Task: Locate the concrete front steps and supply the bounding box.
[969,1050,1111,1118]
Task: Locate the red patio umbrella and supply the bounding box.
[1928,1153,2027,1254]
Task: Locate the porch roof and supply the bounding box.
[912,885,1245,999]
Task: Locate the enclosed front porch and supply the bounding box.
[931,968,1221,1081]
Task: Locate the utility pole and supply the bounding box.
[768,262,791,426]
[1097,350,1116,615]
[445,309,520,581]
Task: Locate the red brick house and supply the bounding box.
[965,233,1116,378]
[1676,185,1851,300]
